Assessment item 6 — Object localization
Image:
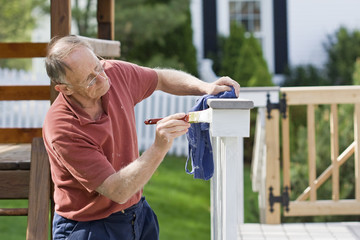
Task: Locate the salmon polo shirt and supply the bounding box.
[43,60,158,221]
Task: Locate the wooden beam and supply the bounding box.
[50,0,71,103]
[307,104,317,201]
[282,106,291,194]
[296,142,355,201]
[50,0,71,38]
[97,0,115,40]
[77,36,120,57]
[0,170,30,198]
[0,86,50,100]
[282,86,360,105]
[0,128,42,143]
[26,138,50,240]
[285,200,360,216]
[0,43,47,58]
[0,208,28,216]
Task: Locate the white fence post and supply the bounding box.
[208,98,254,240]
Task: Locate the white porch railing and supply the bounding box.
[208,98,254,240]
[208,87,279,240]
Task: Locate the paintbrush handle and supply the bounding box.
[144,118,163,125]
[144,115,189,125]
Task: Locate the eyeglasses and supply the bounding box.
[86,58,107,89]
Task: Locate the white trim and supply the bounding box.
[190,0,204,64]
[217,0,230,36]
[261,0,274,75]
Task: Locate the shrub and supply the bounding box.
[214,22,272,87]
[282,64,329,87]
[324,27,360,85]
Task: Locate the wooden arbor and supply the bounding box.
[0,1,119,239]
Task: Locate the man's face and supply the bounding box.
[63,47,110,99]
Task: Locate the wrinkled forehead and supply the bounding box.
[62,47,99,83]
[63,47,98,71]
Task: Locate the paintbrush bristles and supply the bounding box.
[188,108,212,123]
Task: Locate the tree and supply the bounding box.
[216,22,272,87]
[114,0,198,76]
[353,58,360,85]
[0,0,46,69]
[324,27,360,85]
[234,34,272,87]
[72,0,97,37]
[219,22,245,78]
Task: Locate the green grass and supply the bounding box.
[144,156,260,239]
[0,200,28,240]
[0,156,259,240]
[143,156,211,240]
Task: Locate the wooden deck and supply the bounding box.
[0,144,31,170]
[238,222,360,240]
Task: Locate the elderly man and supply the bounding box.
[43,35,239,240]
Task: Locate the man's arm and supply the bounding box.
[96,113,190,204]
[154,69,240,97]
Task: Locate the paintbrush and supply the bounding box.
[144,108,212,125]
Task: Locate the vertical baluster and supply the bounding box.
[282,106,291,194]
[307,104,317,201]
[330,104,339,201]
[354,103,360,200]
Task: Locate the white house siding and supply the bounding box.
[288,0,360,69]
[192,0,360,84]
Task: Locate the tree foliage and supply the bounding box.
[282,64,329,87]
[72,0,97,37]
[114,0,198,76]
[324,27,360,85]
[0,0,46,69]
[212,22,272,87]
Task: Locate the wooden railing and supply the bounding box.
[260,86,360,223]
[0,1,119,239]
[281,86,360,217]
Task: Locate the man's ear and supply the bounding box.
[54,84,74,95]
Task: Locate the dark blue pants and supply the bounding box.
[53,197,159,240]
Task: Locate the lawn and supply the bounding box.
[0,155,259,240]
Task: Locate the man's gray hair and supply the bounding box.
[45,35,93,85]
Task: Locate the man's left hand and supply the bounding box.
[207,76,240,97]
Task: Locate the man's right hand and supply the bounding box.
[154,112,191,151]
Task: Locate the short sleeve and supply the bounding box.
[105,61,158,105]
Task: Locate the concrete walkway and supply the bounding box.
[238,222,360,240]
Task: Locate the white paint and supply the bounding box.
[210,109,250,137]
[208,99,253,240]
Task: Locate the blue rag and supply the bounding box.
[186,87,237,180]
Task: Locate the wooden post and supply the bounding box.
[239,87,280,224]
[265,109,281,224]
[97,0,115,40]
[208,99,253,240]
[50,0,71,103]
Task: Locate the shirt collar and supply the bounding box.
[61,89,110,126]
